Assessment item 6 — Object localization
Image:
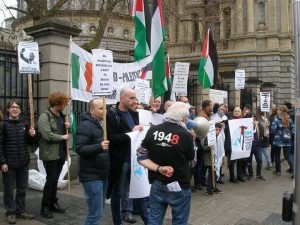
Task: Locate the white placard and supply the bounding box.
[260,92,270,112]
[138,109,165,126]
[127,128,151,198]
[92,49,114,96]
[207,121,216,146]
[135,78,150,104]
[235,69,245,90]
[229,118,253,160]
[105,55,152,104]
[171,62,190,95]
[18,42,40,74]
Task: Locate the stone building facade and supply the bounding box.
[7,0,296,109]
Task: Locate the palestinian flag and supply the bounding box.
[198,29,218,89]
[70,40,93,102]
[163,53,173,101]
[151,0,167,99]
[133,0,150,61]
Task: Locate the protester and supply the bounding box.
[202,123,223,196]
[271,105,294,177]
[198,100,213,120]
[38,92,70,218]
[137,102,194,225]
[179,96,196,119]
[146,96,162,114]
[224,107,244,183]
[76,98,110,225]
[211,103,227,184]
[0,99,36,224]
[245,113,265,181]
[163,100,174,113]
[256,107,272,169]
[269,106,278,166]
[107,87,148,225]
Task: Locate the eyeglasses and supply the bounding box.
[10,106,20,109]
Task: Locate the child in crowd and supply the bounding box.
[214,123,225,185]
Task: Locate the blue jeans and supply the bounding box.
[261,147,271,164]
[81,180,107,225]
[148,180,191,225]
[247,147,263,177]
[273,146,294,173]
[111,162,148,224]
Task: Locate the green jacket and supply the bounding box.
[38,109,66,161]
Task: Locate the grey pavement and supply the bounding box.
[0,161,294,225]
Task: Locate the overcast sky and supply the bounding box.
[0,0,17,28]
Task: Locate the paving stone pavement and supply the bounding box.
[0,161,295,225]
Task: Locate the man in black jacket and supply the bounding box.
[107,87,148,225]
[76,98,110,225]
[0,99,36,224]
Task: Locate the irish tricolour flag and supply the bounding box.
[70,40,93,102]
[198,29,218,89]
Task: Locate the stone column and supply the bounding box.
[177,1,185,42]
[247,0,254,33]
[280,0,289,33]
[220,8,225,39]
[24,18,81,112]
[24,19,81,180]
[268,0,277,32]
[236,0,244,35]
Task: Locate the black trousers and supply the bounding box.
[41,159,65,207]
[2,165,28,215]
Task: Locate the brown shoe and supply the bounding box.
[17,212,34,220]
[7,214,16,224]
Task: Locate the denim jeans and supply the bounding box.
[247,147,262,177]
[2,166,28,215]
[111,162,148,224]
[81,180,107,225]
[261,147,271,165]
[273,146,294,173]
[148,180,191,225]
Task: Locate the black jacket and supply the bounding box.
[0,118,34,168]
[76,112,110,182]
[106,103,139,186]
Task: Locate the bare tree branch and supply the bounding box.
[81,0,124,51]
[47,0,69,17]
[7,6,31,16]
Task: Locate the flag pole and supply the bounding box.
[65,35,72,193]
[102,96,107,141]
[28,73,35,129]
[211,147,215,189]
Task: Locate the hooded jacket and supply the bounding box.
[76,112,110,181]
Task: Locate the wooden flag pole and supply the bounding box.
[211,147,216,189]
[65,36,72,193]
[102,96,107,141]
[28,74,35,128]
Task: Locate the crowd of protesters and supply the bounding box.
[0,90,295,225]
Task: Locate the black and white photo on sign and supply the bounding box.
[92,49,114,96]
[207,121,216,146]
[260,92,271,112]
[18,42,40,74]
[135,78,150,104]
[235,69,245,90]
[171,62,190,96]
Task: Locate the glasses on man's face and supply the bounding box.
[10,106,20,110]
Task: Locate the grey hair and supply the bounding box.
[165,102,190,121]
